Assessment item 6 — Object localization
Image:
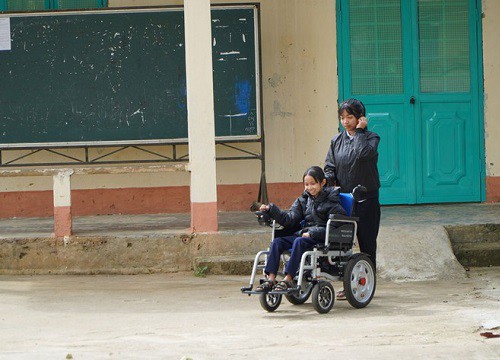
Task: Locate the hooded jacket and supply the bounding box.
[267,186,346,242]
[324,128,380,197]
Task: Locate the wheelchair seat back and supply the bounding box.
[325,192,356,251]
[328,223,355,250]
[339,192,354,216]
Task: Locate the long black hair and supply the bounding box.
[303,166,326,185]
[338,98,366,119]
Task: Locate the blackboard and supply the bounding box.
[0,6,260,146]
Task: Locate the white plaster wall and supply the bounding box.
[258,0,338,183]
[482,0,500,177]
[4,0,497,193]
[109,0,338,185]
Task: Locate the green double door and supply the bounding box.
[337,0,484,204]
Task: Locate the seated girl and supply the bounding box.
[255,166,346,292]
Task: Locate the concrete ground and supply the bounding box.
[0,267,498,360]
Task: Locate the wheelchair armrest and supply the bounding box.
[329,213,359,222]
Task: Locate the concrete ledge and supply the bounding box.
[445,224,500,244]
[0,235,192,275]
[0,233,270,275]
[0,224,468,282]
[1,207,498,280]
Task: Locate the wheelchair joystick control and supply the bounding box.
[255,211,272,227]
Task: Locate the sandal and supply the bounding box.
[336,289,346,300]
[255,280,276,292]
[272,280,292,292]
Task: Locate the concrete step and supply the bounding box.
[454,243,500,267]
[445,224,500,267]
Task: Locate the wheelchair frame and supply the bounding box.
[241,191,376,314]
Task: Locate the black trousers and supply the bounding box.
[353,197,381,270]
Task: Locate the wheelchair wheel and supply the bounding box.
[343,254,376,309]
[259,293,282,312]
[285,279,313,305]
[285,272,313,305]
[311,281,335,314]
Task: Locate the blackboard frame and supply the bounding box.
[0,5,262,148]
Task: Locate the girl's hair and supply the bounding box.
[338,98,366,119]
[303,166,326,184]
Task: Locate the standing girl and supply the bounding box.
[324,98,381,298]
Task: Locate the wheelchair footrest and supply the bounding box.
[241,288,270,295]
[268,286,300,295]
[241,290,260,295]
[241,287,300,295]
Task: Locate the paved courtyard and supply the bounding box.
[0,267,498,359]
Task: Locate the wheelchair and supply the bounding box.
[241,186,376,314]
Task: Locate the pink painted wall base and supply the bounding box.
[0,177,498,219]
[54,206,72,237]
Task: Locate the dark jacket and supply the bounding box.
[267,187,346,242]
[324,128,380,197]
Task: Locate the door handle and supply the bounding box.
[410,96,416,104]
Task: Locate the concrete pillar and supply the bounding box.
[53,169,73,237]
[184,0,218,232]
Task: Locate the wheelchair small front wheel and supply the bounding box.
[343,254,376,309]
[259,293,282,312]
[311,281,335,314]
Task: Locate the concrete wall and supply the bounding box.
[1,0,498,218]
[482,0,500,201]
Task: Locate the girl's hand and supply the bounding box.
[259,204,270,212]
[356,116,368,129]
[302,232,310,238]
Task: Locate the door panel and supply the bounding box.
[368,102,411,204]
[416,0,480,202]
[419,101,478,202]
